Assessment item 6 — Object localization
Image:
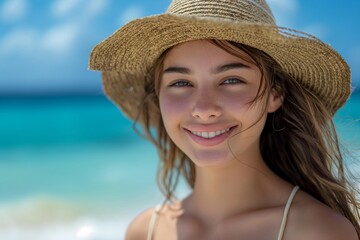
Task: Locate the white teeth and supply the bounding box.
[191,128,230,139]
[208,132,216,138]
[202,132,209,138]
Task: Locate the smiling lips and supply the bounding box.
[191,128,231,139]
[186,126,236,146]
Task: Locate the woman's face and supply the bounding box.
[158,40,281,168]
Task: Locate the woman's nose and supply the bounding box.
[191,89,222,121]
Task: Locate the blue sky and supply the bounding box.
[1,0,359,95]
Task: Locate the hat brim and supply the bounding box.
[89,14,351,119]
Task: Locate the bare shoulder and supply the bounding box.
[124,207,154,240]
[289,190,358,240]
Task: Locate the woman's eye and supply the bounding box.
[169,81,192,87]
[222,78,244,85]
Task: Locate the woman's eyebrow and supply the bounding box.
[163,62,250,75]
[163,66,191,74]
[214,62,251,73]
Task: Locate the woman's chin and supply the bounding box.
[190,151,237,169]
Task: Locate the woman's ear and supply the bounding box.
[267,87,283,113]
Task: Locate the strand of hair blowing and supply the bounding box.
[224,40,360,235]
[134,53,196,201]
[260,69,360,237]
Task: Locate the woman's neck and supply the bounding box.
[182,157,291,227]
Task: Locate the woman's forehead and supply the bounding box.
[163,40,257,71]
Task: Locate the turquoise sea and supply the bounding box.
[0,93,359,240]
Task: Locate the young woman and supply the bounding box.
[89,0,360,239]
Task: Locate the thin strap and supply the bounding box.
[147,204,162,240]
[277,186,299,240]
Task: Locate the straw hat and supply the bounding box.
[89,0,351,120]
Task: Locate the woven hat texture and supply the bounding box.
[89,0,351,120]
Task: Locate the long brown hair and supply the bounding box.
[135,39,360,236]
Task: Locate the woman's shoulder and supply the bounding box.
[124,201,182,240]
[124,207,155,240]
[290,190,358,240]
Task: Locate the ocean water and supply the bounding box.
[0,93,359,240]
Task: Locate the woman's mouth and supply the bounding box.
[185,126,237,146]
[190,128,231,139]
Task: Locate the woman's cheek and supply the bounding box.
[160,92,190,121]
[221,89,256,109]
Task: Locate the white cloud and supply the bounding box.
[0,28,38,55]
[41,23,80,54]
[267,0,298,13]
[301,23,328,40]
[51,0,108,19]
[85,0,108,18]
[0,0,27,22]
[119,5,144,25]
[0,24,79,56]
[0,0,109,56]
[44,0,109,53]
[267,0,299,27]
[51,0,82,18]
